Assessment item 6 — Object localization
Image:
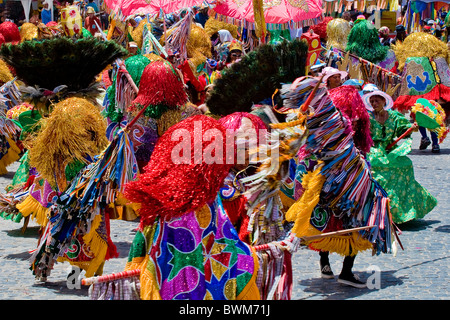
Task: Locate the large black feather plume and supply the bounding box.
[206,39,308,116]
[0,37,128,92]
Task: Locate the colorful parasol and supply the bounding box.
[104,0,204,18]
[213,0,323,25]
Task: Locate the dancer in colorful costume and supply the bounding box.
[0,37,127,281]
[412,98,449,153]
[0,89,23,177]
[0,24,23,177]
[126,59,192,165]
[326,18,351,52]
[392,31,450,152]
[0,100,36,224]
[202,40,395,289]
[345,16,396,71]
[0,21,21,45]
[363,90,438,224]
[250,76,398,288]
[321,67,348,90]
[17,97,109,231]
[216,111,286,246]
[123,115,260,300]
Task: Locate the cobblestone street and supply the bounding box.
[0,131,448,300]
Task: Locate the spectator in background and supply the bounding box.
[99,0,109,30]
[342,11,351,21]
[194,6,209,27]
[379,26,392,46]
[86,0,99,13]
[391,24,407,45]
[84,6,100,35]
[342,11,354,27]
[127,41,138,57]
[41,1,53,25]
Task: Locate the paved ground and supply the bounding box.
[291,131,450,300]
[0,131,448,300]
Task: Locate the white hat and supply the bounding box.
[320,67,348,84]
[362,90,394,111]
[361,83,378,94]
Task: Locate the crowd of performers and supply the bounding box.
[0,4,448,300]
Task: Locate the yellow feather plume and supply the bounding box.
[27,97,108,189]
[0,59,14,85]
[204,17,239,38]
[285,165,325,237]
[393,32,450,71]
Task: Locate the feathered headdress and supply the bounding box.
[206,39,308,116]
[26,97,109,189]
[0,21,21,44]
[124,115,233,227]
[128,60,188,119]
[328,85,373,153]
[326,18,351,51]
[0,37,127,113]
[392,31,450,72]
[345,17,389,64]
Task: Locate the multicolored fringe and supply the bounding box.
[16,195,50,227]
[162,10,194,62]
[29,128,138,278]
[255,244,293,300]
[285,88,394,255]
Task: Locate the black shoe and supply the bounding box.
[320,264,335,279]
[35,275,47,284]
[419,137,431,150]
[431,144,440,153]
[337,273,366,288]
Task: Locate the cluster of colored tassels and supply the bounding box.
[30,128,138,278]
